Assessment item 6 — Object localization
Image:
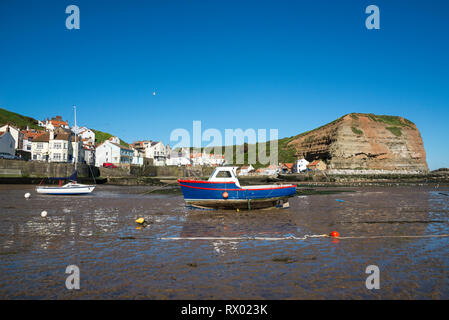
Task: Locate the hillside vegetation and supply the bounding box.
[92,129,129,147]
[0,108,41,130]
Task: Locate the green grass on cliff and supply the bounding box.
[199,136,297,169]
[367,114,415,128]
[386,126,402,137]
[0,108,41,130]
[351,126,363,135]
[92,129,129,147]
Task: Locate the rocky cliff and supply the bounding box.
[287,113,428,172]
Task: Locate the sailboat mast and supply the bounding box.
[74,105,77,171]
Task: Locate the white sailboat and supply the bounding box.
[36,105,96,195]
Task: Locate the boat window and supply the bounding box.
[216,171,232,178]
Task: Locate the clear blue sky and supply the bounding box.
[0,0,448,169]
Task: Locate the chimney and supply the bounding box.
[49,129,54,140]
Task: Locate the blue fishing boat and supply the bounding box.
[178,167,296,210]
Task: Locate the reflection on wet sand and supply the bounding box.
[0,184,448,299]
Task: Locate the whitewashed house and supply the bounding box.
[22,134,32,152]
[108,136,121,144]
[48,130,72,163]
[131,148,145,166]
[0,124,23,150]
[40,116,69,130]
[0,131,15,156]
[256,165,280,176]
[71,137,84,164]
[145,141,166,166]
[190,152,225,166]
[95,140,133,166]
[238,164,255,176]
[83,145,95,165]
[31,133,50,161]
[21,128,43,153]
[207,153,225,166]
[265,164,280,175]
[69,127,95,164]
[78,127,95,144]
[165,144,171,157]
[293,158,309,173]
[31,129,73,162]
[166,150,191,166]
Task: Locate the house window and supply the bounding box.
[33,155,37,160]
[54,142,62,149]
[37,143,43,150]
[54,153,61,160]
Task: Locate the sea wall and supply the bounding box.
[279,169,449,184]
[0,159,97,178]
[0,160,215,180]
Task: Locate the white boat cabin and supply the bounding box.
[208,167,240,186]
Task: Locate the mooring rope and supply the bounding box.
[337,234,449,240]
[159,234,449,241]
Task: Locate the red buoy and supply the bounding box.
[223,192,229,199]
[330,231,340,238]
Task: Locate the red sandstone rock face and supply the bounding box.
[287,113,429,172]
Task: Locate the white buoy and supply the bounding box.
[41,210,47,218]
[24,192,31,199]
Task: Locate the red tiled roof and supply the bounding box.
[33,132,50,142]
[50,120,68,127]
[53,133,71,141]
[21,130,44,140]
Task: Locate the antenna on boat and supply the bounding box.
[73,105,77,173]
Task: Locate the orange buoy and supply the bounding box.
[330,231,340,238]
[223,192,229,199]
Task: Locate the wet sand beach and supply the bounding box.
[0,185,448,299]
